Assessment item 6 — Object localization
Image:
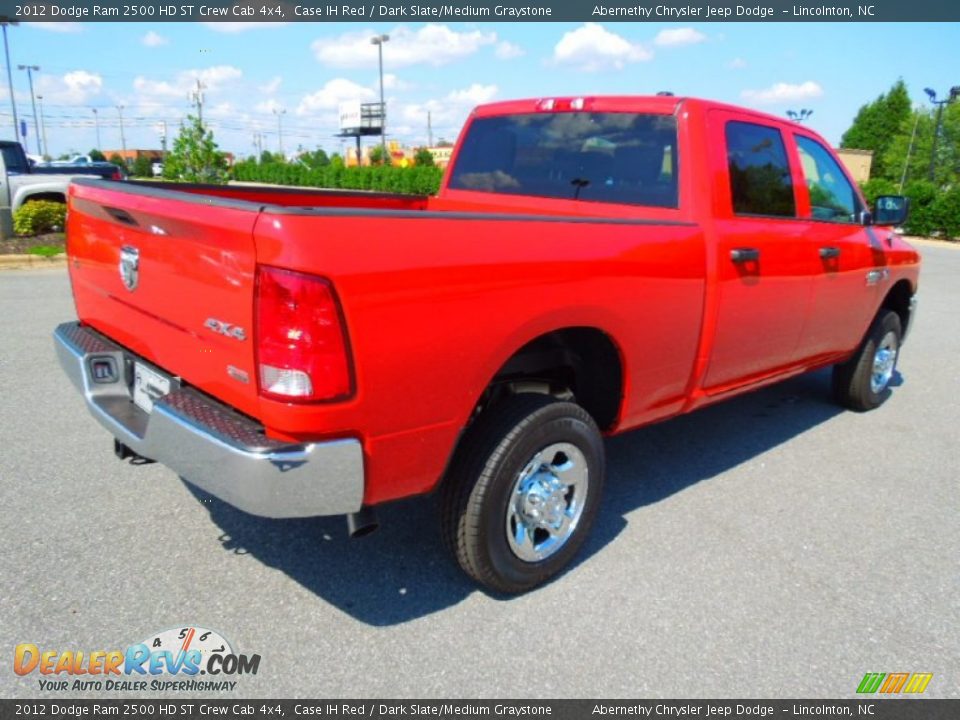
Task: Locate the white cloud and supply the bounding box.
[552,23,653,72]
[312,25,497,68]
[398,84,499,141]
[36,71,103,104]
[495,41,524,60]
[728,58,748,70]
[741,81,824,105]
[202,22,288,33]
[381,73,412,91]
[24,22,82,33]
[133,65,243,99]
[255,98,284,114]
[654,28,707,47]
[259,76,282,94]
[141,31,169,47]
[447,84,498,105]
[296,78,375,115]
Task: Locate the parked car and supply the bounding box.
[0,140,112,237]
[54,96,919,592]
[152,162,164,177]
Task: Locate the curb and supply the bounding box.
[0,253,67,269]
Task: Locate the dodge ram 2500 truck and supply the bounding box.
[55,96,919,593]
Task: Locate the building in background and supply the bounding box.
[835,148,873,184]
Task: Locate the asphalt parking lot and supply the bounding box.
[1,241,957,699]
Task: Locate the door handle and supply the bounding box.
[730,248,760,263]
[819,246,841,260]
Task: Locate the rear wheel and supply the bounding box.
[440,394,605,594]
[832,310,902,412]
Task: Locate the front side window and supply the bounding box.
[725,121,796,217]
[448,112,678,208]
[795,135,859,223]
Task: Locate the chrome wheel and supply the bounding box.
[506,442,588,563]
[870,331,898,394]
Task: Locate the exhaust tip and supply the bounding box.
[346,507,379,538]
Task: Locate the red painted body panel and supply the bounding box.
[64,96,921,508]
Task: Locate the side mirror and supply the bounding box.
[873,195,909,227]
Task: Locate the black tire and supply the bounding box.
[832,310,902,412]
[440,393,605,594]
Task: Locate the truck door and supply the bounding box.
[701,114,819,391]
[790,132,884,359]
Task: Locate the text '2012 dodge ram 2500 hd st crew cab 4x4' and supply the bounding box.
[55,96,919,593]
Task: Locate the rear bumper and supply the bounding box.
[53,321,365,518]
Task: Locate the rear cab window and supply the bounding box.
[448,112,679,209]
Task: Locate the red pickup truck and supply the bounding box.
[55,95,919,593]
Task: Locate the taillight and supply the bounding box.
[255,266,353,402]
[111,170,121,180]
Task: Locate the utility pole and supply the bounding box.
[191,79,206,128]
[427,110,433,147]
[116,105,127,157]
[92,108,101,150]
[273,108,286,157]
[18,64,41,155]
[159,120,167,161]
[1,22,19,143]
[898,111,921,193]
[371,33,390,162]
[36,94,48,158]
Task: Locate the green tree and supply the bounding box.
[131,155,153,178]
[368,144,386,166]
[162,115,227,183]
[299,148,330,169]
[414,148,435,167]
[108,153,126,168]
[89,149,106,162]
[840,79,911,179]
[260,149,278,164]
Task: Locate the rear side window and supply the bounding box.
[448,113,678,208]
[1,144,28,174]
[725,121,796,217]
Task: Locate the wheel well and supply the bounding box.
[479,327,623,431]
[22,193,66,205]
[881,280,914,337]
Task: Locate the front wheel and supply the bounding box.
[832,310,902,412]
[440,394,605,594]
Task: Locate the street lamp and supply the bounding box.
[371,33,390,163]
[273,107,286,157]
[36,94,48,158]
[17,63,41,155]
[787,109,813,123]
[923,86,959,182]
[1,22,19,143]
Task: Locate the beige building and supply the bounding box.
[836,148,873,184]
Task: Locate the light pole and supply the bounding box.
[116,105,127,157]
[787,109,813,123]
[371,33,389,163]
[273,107,286,157]
[36,94,48,158]
[92,108,101,151]
[1,22,19,143]
[924,86,959,182]
[18,64,41,155]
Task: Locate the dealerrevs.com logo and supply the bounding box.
[14,626,261,693]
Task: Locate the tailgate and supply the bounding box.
[67,179,264,419]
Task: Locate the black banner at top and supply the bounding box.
[2,0,960,22]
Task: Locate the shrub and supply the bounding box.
[230,160,443,195]
[931,186,960,239]
[13,200,67,236]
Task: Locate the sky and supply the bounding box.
[5,21,959,159]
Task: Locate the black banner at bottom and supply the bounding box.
[1,700,958,720]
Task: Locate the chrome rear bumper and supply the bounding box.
[54,321,364,518]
